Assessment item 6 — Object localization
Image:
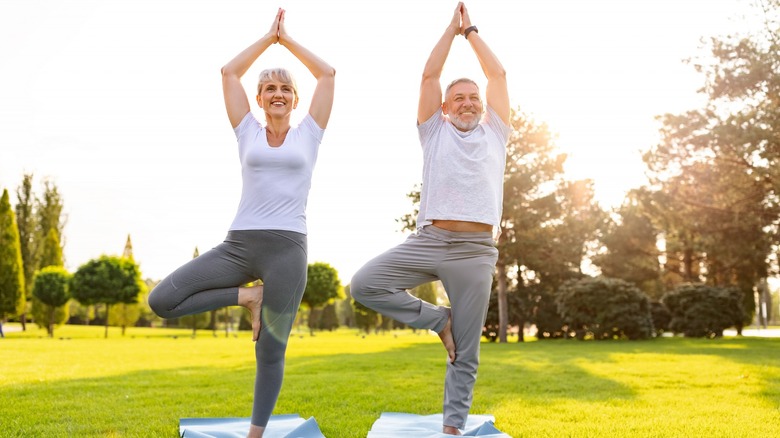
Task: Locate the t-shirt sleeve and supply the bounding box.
[299,114,325,144]
[233,111,258,139]
[417,108,445,147]
[485,105,511,142]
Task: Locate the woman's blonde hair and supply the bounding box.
[257,68,298,98]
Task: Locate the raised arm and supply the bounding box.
[221,9,281,128]
[460,4,509,125]
[418,3,463,125]
[278,10,336,128]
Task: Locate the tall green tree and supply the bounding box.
[39,227,64,269]
[32,266,71,337]
[0,189,26,335]
[70,255,143,338]
[498,110,604,342]
[15,174,37,330]
[592,191,664,300]
[302,262,342,334]
[642,1,780,327]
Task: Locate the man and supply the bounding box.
[351,2,510,435]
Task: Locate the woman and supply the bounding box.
[148,8,335,438]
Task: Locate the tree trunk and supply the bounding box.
[21,313,27,331]
[104,304,109,338]
[48,307,54,338]
[496,261,508,344]
[683,246,694,282]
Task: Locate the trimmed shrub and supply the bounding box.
[662,284,743,338]
[556,276,653,340]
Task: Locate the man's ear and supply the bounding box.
[441,101,449,115]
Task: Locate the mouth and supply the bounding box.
[271,101,285,107]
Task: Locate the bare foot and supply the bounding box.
[239,285,264,341]
[437,314,456,363]
[443,425,462,435]
[246,423,265,438]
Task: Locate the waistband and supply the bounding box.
[419,225,496,246]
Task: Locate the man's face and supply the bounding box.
[443,82,483,132]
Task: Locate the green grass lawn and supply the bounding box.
[2,324,779,437]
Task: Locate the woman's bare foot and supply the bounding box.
[437,314,456,363]
[238,284,264,341]
[246,424,265,438]
[443,425,462,435]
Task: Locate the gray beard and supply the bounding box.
[450,115,480,132]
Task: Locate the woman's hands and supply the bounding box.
[266,8,289,45]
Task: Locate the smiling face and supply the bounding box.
[256,68,299,118]
[442,79,483,132]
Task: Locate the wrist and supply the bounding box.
[464,25,478,39]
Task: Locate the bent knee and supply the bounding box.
[147,283,175,318]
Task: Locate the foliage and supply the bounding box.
[352,298,379,334]
[302,262,342,334]
[0,188,26,319]
[640,1,780,325]
[302,262,342,309]
[662,283,744,338]
[317,303,339,331]
[592,193,664,300]
[555,276,654,340]
[650,301,672,334]
[39,227,64,269]
[70,255,144,337]
[14,174,37,301]
[32,266,71,336]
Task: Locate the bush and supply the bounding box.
[662,284,743,338]
[556,276,653,340]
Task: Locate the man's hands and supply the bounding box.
[449,2,463,35]
[449,2,475,36]
[460,3,473,34]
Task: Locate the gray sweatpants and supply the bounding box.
[350,225,498,429]
[148,229,307,428]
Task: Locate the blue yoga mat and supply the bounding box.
[367,413,511,437]
[179,415,325,438]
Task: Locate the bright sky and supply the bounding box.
[0,0,758,284]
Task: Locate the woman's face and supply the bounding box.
[257,80,298,117]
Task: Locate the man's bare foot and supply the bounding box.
[438,314,456,363]
[443,425,462,435]
[246,423,265,438]
[238,285,264,341]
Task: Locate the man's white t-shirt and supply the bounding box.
[416,106,511,230]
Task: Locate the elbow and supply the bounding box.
[322,66,336,80]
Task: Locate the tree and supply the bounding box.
[641,0,780,328]
[0,189,26,336]
[70,255,143,338]
[662,284,744,338]
[556,277,654,340]
[32,266,71,337]
[39,227,64,269]
[15,174,37,330]
[353,298,379,334]
[497,110,604,342]
[592,192,664,300]
[302,262,342,334]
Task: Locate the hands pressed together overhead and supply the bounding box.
[266,8,289,44]
[450,2,474,36]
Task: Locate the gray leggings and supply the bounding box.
[350,225,498,429]
[148,229,307,427]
